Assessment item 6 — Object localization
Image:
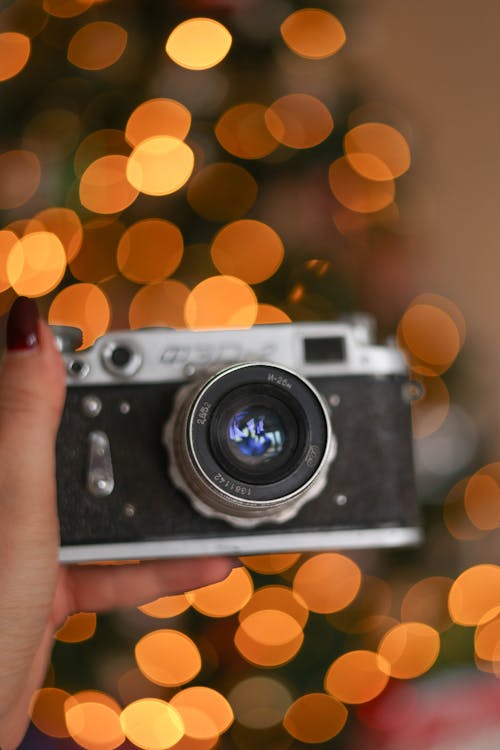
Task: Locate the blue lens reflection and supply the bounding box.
[228,410,284,458]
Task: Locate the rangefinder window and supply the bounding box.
[304,336,346,363]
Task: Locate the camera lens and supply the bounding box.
[209,387,303,485]
[165,362,334,527]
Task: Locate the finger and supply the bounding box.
[0,299,66,522]
[57,557,240,616]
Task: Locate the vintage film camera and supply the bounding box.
[55,319,421,563]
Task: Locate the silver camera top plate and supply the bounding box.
[62,321,407,386]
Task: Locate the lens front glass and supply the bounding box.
[227,405,285,462]
[210,386,303,486]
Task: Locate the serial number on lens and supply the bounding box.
[267,373,293,389]
[213,472,252,496]
[196,401,212,425]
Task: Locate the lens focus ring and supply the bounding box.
[164,362,335,528]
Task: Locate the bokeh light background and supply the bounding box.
[1,0,500,748]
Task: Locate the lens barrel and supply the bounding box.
[166,363,335,527]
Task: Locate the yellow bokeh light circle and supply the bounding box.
[127,136,195,196]
[117,219,183,283]
[448,565,500,626]
[187,163,258,222]
[65,692,124,750]
[120,699,184,750]
[68,21,127,71]
[239,553,301,575]
[215,103,278,160]
[344,152,394,182]
[166,18,232,71]
[399,303,461,370]
[129,280,190,330]
[55,612,97,643]
[125,98,191,147]
[0,32,31,81]
[344,123,411,179]
[329,156,395,213]
[7,231,66,297]
[265,93,333,149]
[30,687,71,739]
[135,629,201,687]
[0,149,41,210]
[170,687,233,740]
[324,650,390,704]
[378,622,440,679]
[138,593,190,619]
[49,283,111,349]
[74,129,130,178]
[187,567,253,617]
[280,9,346,59]
[283,693,348,743]
[464,464,500,531]
[475,614,500,662]
[211,220,284,284]
[293,553,362,614]
[80,155,139,214]
[27,207,83,262]
[234,624,304,668]
[69,218,123,283]
[0,230,18,292]
[254,304,291,325]
[240,610,303,647]
[239,585,309,630]
[184,275,258,330]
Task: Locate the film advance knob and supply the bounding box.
[50,325,83,353]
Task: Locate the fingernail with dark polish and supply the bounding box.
[7,297,39,351]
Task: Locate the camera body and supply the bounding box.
[56,319,421,563]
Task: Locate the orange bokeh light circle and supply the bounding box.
[0,32,31,81]
[117,219,183,283]
[7,231,66,297]
[184,275,258,330]
[210,219,284,284]
[280,9,346,60]
[165,18,232,71]
[127,136,195,196]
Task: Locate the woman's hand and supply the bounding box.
[0,298,238,750]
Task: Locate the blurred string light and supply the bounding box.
[186,567,253,617]
[125,99,192,146]
[280,8,346,59]
[463,463,500,531]
[64,691,124,750]
[283,693,348,743]
[0,32,31,81]
[67,21,128,71]
[135,629,202,686]
[120,698,184,750]
[55,612,97,643]
[165,18,232,71]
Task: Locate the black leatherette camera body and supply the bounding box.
[55,321,421,562]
